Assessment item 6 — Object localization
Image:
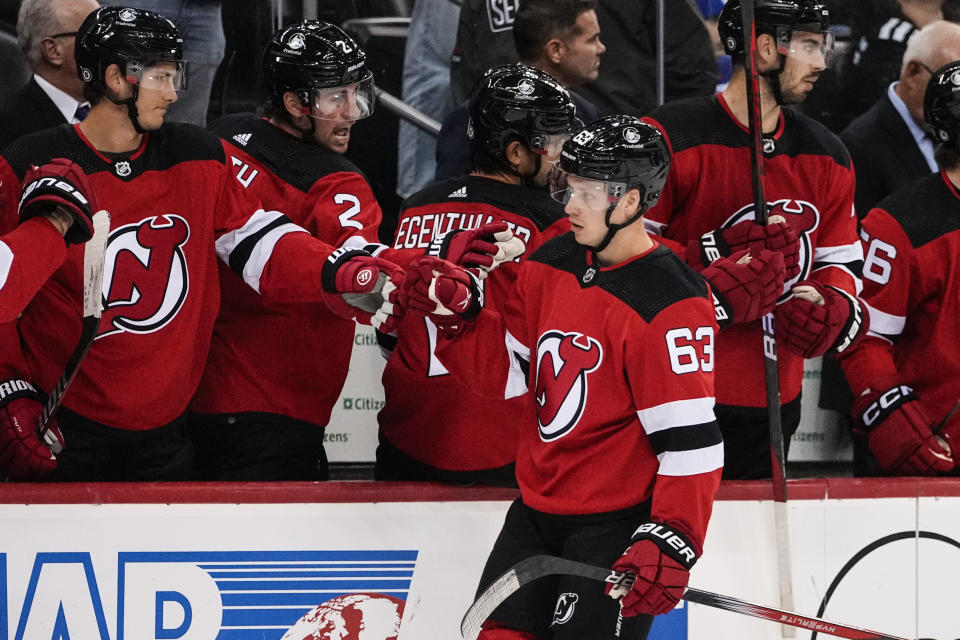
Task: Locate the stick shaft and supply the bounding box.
[741,2,793,633]
[461,556,908,640]
[38,210,110,436]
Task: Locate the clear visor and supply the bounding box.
[549,169,624,211]
[310,74,376,121]
[529,132,572,159]
[776,28,835,68]
[126,61,188,91]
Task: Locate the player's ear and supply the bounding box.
[282,91,307,120]
[756,33,779,67]
[103,63,126,94]
[504,139,526,170]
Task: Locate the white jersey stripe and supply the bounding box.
[864,301,905,338]
[0,241,12,292]
[504,329,530,400]
[215,209,307,293]
[813,242,864,266]
[657,442,724,476]
[638,397,716,434]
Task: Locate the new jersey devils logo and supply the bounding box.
[552,593,579,626]
[98,215,190,338]
[535,331,603,441]
[722,198,820,292]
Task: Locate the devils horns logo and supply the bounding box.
[535,331,603,442]
[98,215,190,339]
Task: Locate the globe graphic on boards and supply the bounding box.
[280,593,405,640]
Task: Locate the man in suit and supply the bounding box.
[0,0,100,148]
[841,20,960,216]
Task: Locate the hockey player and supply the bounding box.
[642,0,867,479]
[400,116,785,638]
[0,7,403,481]
[375,64,576,485]
[190,21,518,480]
[838,60,960,476]
[0,159,97,323]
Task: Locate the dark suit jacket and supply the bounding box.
[840,90,933,217]
[0,77,68,149]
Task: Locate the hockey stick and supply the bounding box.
[37,210,110,448]
[460,555,907,640]
[741,2,795,635]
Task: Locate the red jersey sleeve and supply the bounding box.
[209,148,339,304]
[838,207,913,398]
[807,159,862,295]
[0,218,68,322]
[630,296,723,548]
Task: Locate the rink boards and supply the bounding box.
[0,479,957,640]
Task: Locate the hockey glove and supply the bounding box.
[701,249,785,327]
[428,221,526,277]
[0,379,64,480]
[775,280,866,358]
[400,256,483,337]
[321,248,405,333]
[607,521,699,617]
[19,158,97,245]
[687,217,800,280]
[852,385,954,475]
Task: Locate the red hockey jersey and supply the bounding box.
[437,235,723,545]
[643,94,863,407]
[0,218,67,322]
[191,114,387,427]
[840,171,960,434]
[0,123,341,431]
[378,175,569,472]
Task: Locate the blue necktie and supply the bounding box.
[73,103,90,122]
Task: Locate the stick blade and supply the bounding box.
[82,210,110,319]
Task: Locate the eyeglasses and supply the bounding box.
[919,62,936,75]
[46,32,77,39]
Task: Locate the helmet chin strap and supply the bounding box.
[106,84,147,134]
[589,200,645,254]
[759,50,788,106]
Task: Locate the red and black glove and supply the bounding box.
[0,379,65,480]
[687,219,800,280]
[775,280,866,358]
[399,256,483,337]
[19,158,97,245]
[428,221,525,277]
[701,249,785,327]
[606,521,699,617]
[321,248,405,333]
[852,384,954,475]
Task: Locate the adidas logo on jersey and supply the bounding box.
[448,186,467,198]
[233,133,252,146]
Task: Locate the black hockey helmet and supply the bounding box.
[76,6,186,94]
[924,61,960,144]
[553,115,669,211]
[551,115,670,252]
[468,64,578,165]
[718,0,831,60]
[262,20,373,119]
